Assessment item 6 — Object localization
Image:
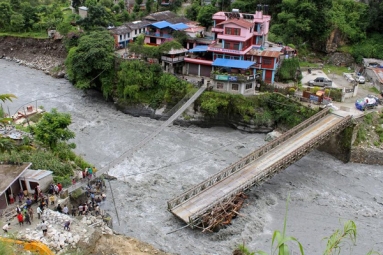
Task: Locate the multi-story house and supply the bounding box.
[110,20,152,48]
[185,6,282,95]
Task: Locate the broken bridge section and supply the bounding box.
[167,108,353,228]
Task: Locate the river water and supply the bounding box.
[1,60,382,255]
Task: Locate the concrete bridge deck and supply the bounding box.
[169,112,351,225]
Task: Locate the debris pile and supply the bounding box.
[17,209,113,253]
[200,192,248,232]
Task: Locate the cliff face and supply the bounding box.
[0,36,66,74]
[312,28,348,54]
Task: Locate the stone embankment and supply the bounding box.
[0,36,66,77]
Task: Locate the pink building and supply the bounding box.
[185,6,281,95]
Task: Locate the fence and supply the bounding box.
[187,115,352,226]
[167,108,330,211]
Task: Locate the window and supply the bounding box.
[233,56,240,60]
[246,83,252,90]
[232,83,239,91]
[224,43,230,49]
[233,43,240,50]
[119,35,122,40]
[217,83,224,89]
[263,59,272,65]
[225,27,240,36]
[135,30,137,35]
[128,33,130,38]
[139,29,142,33]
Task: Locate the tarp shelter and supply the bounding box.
[188,45,208,53]
[20,169,53,195]
[0,163,32,210]
[212,58,255,69]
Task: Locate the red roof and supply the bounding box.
[246,49,281,58]
[217,19,253,29]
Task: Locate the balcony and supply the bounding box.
[161,56,185,63]
[210,72,255,82]
[145,32,173,39]
[211,27,224,33]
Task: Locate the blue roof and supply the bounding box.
[151,21,173,29]
[150,21,189,30]
[212,58,255,69]
[170,23,189,30]
[188,45,208,53]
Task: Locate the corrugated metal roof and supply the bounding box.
[246,49,281,58]
[212,58,255,69]
[217,19,253,29]
[373,68,383,84]
[0,163,31,196]
[151,21,173,29]
[166,48,188,54]
[144,10,178,21]
[188,45,208,52]
[21,169,53,181]
[171,23,189,30]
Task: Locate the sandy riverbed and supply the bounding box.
[1,60,382,255]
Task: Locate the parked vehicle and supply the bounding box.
[355,75,365,84]
[308,77,332,87]
[355,96,379,111]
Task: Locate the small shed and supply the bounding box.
[79,6,88,19]
[20,169,53,195]
[0,163,32,210]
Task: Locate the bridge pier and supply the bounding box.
[318,124,356,163]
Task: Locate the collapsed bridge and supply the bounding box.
[167,108,353,228]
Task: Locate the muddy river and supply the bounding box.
[1,60,382,255]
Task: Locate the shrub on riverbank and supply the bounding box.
[195,92,317,129]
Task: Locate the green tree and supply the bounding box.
[65,30,115,98]
[33,108,75,150]
[10,0,21,12]
[172,30,188,46]
[21,2,39,30]
[118,0,125,10]
[197,5,217,29]
[146,0,153,14]
[185,0,200,21]
[78,5,114,30]
[0,2,12,30]
[10,14,25,32]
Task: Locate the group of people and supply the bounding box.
[14,198,35,228]
[48,183,63,196]
[83,167,97,180]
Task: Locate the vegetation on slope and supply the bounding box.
[0,97,90,186]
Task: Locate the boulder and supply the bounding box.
[265,130,282,142]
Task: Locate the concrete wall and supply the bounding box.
[318,124,356,163]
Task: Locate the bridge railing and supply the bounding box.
[188,115,352,226]
[167,108,330,210]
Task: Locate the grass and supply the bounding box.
[368,86,380,94]
[299,61,320,68]
[0,31,47,39]
[323,64,352,75]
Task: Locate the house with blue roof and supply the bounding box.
[144,21,189,46]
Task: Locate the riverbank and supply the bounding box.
[2,60,383,255]
[0,36,66,77]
